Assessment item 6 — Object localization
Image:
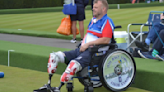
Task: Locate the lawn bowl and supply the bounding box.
[0,72,4,78]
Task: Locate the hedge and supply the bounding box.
[0,0,162,9]
[0,0,62,9]
[0,2,163,14]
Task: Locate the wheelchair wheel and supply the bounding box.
[66,82,73,92]
[84,86,94,92]
[98,49,136,92]
[76,67,102,88]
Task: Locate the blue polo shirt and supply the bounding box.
[82,14,115,45]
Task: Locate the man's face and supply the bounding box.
[93,1,103,18]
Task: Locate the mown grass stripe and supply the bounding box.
[0,13,55,24]
[0,12,62,20]
[0,6,163,39]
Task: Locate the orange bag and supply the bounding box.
[57,15,79,36]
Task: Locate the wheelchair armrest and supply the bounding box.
[88,43,117,53]
[143,24,152,26]
[131,23,145,25]
[131,23,152,26]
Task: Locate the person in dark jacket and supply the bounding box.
[135,13,164,51]
[138,29,164,61]
[70,0,89,43]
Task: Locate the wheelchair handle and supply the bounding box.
[114,25,122,29]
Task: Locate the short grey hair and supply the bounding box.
[93,0,109,11]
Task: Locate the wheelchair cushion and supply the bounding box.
[88,44,118,53]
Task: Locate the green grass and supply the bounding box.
[0,65,150,92]
[0,6,163,40]
[135,58,164,73]
[0,40,70,57]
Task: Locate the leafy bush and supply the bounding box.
[1,0,159,9]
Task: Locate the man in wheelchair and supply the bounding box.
[34,0,136,92]
[48,0,115,85]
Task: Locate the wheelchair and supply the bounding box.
[66,43,136,92]
[33,43,136,92]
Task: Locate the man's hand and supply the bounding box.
[80,43,90,52]
[80,37,111,52]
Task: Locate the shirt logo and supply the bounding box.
[97,25,101,28]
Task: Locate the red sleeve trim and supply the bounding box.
[102,20,113,38]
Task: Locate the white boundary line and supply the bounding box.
[8,50,15,67]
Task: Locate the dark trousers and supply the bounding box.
[147,22,164,43]
[152,30,164,55]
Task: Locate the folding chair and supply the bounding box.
[126,11,163,51]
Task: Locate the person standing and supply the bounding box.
[91,0,94,10]
[70,0,89,43]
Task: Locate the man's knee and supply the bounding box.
[60,60,82,83]
[49,51,65,63]
[65,60,82,74]
[47,51,65,74]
